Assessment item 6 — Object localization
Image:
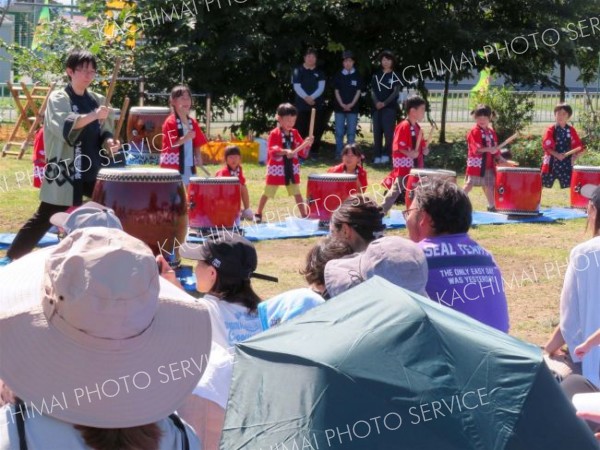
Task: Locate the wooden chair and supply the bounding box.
[1,82,55,159]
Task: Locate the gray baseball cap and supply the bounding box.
[50,202,123,234]
[581,184,600,203]
[324,236,429,298]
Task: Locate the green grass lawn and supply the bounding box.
[0,126,588,347]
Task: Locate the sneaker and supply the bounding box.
[374,157,382,164]
[253,213,263,224]
[487,206,497,212]
[381,155,390,164]
[0,256,12,267]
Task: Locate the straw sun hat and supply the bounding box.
[0,227,211,428]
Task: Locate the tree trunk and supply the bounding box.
[559,61,566,103]
[439,71,450,144]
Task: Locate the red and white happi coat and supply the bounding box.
[465,125,498,177]
[265,127,308,185]
[382,120,427,189]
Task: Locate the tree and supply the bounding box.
[46,0,600,140]
[0,14,136,109]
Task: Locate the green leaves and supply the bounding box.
[7,0,597,135]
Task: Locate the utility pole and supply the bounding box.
[0,0,12,28]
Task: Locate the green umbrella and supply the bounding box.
[221,277,598,450]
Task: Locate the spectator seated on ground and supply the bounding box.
[545,184,600,388]
[328,194,385,252]
[173,235,277,450]
[324,235,428,297]
[258,237,354,330]
[0,228,211,450]
[404,178,510,333]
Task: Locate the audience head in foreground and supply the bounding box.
[0,227,211,450]
[329,194,386,252]
[324,236,428,298]
[406,178,510,333]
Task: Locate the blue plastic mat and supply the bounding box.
[383,216,406,229]
[384,207,587,229]
[471,210,557,225]
[0,208,587,250]
[186,222,329,243]
[0,232,59,250]
[470,207,587,226]
[539,207,587,220]
[175,264,197,292]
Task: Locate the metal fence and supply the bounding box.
[0,85,597,127]
[199,90,600,129]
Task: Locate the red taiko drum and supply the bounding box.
[404,169,457,208]
[306,173,359,223]
[571,166,600,209]
[188,177,241,230]
[92,168,188,263]
[126,106,171,154]
[495,167,542,215]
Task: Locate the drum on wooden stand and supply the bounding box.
[126,106,170,164]
[495,167,542,216]
[404,169,457,209]
[188,177,241,231]
[92,168,188,265]
[571,166,600,209]
[306,173,359,225]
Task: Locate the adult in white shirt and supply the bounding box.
[545,184,600,387]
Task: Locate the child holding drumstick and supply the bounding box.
[255,103,314,222]
[380,95,429,213]
[160,85,208,185]
[541,103,585,189]
[327,143,368,192]
[463,104,514,212]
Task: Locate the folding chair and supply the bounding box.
[1,82,55,159]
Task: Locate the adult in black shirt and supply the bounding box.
[333,50,363,158]
[371,50,401,165]
[292,48,326,155]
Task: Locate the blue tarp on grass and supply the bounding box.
[0,208,588,248]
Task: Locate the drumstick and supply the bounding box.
[99,57,122,127]
[104,57,122,107]
[496,132,519,150]
[199,165,211,177]
[414,128,424,152]
[564,146,583,157]
[426,125,436,144]
[308,108,316,137]
[114,96,129,141]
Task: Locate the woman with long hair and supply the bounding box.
[173,234,277,450]
[329,194,386,252]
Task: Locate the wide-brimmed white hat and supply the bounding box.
[0,227,211,428]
